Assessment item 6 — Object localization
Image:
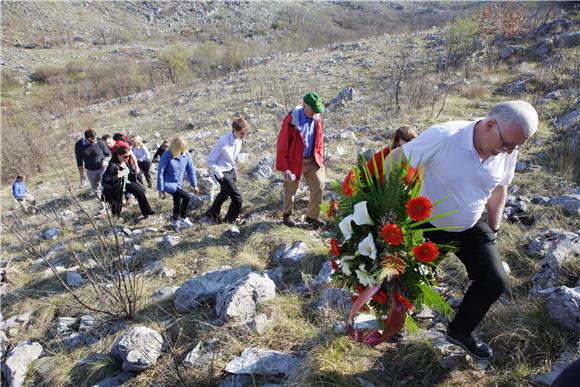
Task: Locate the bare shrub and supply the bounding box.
[3,173,143,320]
[159,46,193,83]
[29,65,67,84]
[459,82,488,100]
[1,72,20,91]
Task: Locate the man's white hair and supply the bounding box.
[487,100,539,137]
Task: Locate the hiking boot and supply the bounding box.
[203,211,221,224]
[445,327,492,360]
[305,217,326,230]
[282,214,295,227]
[180,217,194,228]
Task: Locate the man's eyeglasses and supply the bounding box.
[495,121,518,151]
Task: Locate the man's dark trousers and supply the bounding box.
[422,218,507,335]
[208,169,242,223]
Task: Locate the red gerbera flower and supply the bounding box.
[342,170,356,197]
[381,224,403,245]
[395,290,413,312]
[406,196,433,221]
[413,241,439,263]
[355,283,366,294]
[330,258,339,272]
[327,200,339,218]
[372,289,389,305]
[330,238,341,257]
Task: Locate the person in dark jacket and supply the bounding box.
[75,129,111,197]
[101,146,154,219]
[152,140,169,163]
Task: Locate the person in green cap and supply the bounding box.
[275,92,326,229]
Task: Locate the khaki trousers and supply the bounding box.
[283,157,325,219]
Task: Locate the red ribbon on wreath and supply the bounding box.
[347,279,406,347]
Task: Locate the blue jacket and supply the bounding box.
[12,180,27,199]
[156,151,197,193]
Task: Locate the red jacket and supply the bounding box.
[276,107,324,180]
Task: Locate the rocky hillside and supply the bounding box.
[1,2,579,387]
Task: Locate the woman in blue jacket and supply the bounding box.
[157,137,199,231]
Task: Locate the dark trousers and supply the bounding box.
[207,169,242,223]
[422,218,507,335]
[138,160,152,187]
[109,182,152,217]
[172,187,190,220]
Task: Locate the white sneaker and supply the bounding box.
[171,218,181,232]
[180,217,194,228]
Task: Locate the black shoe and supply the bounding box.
[305,217,326,230]
[445,328,492,360]
[282,214,295,227]
[204,211,221,224]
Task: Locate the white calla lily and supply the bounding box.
[355,264,376,287]
[340,259,352,276]
[352,201,374,226]
[358,233,377,259]
[339,215,354,240]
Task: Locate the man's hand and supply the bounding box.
[159,191,166,199]
[283,170,295,182]
[191,187,199,194]
[79,174,88,188]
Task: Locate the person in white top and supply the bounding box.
[132,135,153,188]
[387,100,538,360]
[205,118,250,224]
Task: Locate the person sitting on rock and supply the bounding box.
[276,91,326,229]
[101,145,154,219]
[12,173,37,214]
[204,118,250,224]
[157,137,199,231]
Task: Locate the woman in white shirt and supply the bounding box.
[205,118,250,224]
[132,135,153,188]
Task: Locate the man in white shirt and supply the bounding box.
[205,118,250,224]
[388,101,538,360]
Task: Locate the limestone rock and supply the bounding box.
[541,286,580,333]
[312,288,351,312]
[225,348,300,376]
[66,272,84,287]
[312,260,333,289]
[272,241,308,266]
[530,234,580,297]
[1,340,43,387]
[216,273,276,322]
[174,266,252,313]
[246,313,270,335]
[42,228,58,240]
[151,287,178,302]
[550,194,580,216]
[111,326,165,372]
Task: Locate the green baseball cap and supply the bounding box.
[303,92,325,113]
